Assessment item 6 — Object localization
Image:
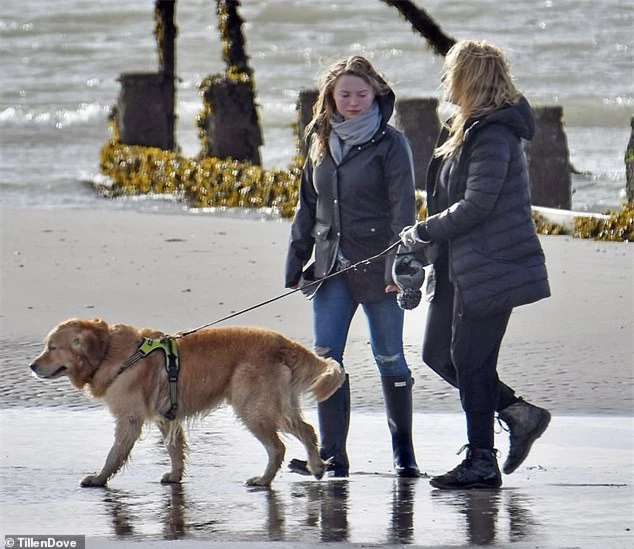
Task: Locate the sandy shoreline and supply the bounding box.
[1,205,632,414]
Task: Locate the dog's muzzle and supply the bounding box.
[30,363,67,379]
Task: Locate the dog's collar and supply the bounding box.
[115,336,181,420]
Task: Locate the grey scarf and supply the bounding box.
[329,101,381,165]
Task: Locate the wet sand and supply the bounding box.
[1,206,633,548]
[1,408,632,548]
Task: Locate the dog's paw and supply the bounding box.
[80,475,107,488]
[310,462,326,480]
[160,471,182,484]
[245,476,272,487]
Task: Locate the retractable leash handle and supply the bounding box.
[392,244,427,310]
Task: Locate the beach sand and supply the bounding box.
[1,205,632,548]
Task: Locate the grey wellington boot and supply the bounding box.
[430,445,502,490]
[498,398,551,474]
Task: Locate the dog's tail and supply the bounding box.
[282,342,345,402]
[308,357,345,402]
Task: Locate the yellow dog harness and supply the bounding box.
[117,336,181,420]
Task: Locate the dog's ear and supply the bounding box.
[72,319,109,368]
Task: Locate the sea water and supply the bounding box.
[1,0,632,213]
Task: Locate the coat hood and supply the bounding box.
[467,95,536,141]
[376,79,396,128]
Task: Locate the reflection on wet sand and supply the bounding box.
[103,485,192,540]
[103,489,135,537]
[301,481,350,542]
[98,478,536,545]
[431,488,537,545]
[163,484,187,540]
[389,478,416,544]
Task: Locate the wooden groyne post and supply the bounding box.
[116,0,177,150]
[524,106,572,210]
[394,98,440,190]
[626,116,634,203]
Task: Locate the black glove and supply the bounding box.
[392,245,426,310]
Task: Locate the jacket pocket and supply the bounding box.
[349,222,383,239]
[311,221,331,240]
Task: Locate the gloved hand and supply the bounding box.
[399,223,428,248]
[392,246,426,310]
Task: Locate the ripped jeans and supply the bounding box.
[312,275,410,377]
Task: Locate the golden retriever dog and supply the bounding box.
[29,318,344,488]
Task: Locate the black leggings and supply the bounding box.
[422,255,517,446]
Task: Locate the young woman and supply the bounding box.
[285,55,419,478]
[400,40,551,489]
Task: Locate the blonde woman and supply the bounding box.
[285,56,419,478]
[400,40,551,489]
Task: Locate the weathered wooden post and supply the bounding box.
[200,0,263,164]
[116,0,177,150]
[625,116,634,203]
[201,76,262,164]
[394,98,440,190]
[156,0,177,151]
[524,106,572,210]
[296,89,319,160]
[117,73,172,149]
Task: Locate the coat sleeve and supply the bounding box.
[384,130,417,284]
[424,127,511,242]
[285,159,318,287]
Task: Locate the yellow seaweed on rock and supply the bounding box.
[98,139,300,217]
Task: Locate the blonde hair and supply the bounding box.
[435,40,521,158]
[306,55,390,164]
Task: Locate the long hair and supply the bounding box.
[435,40,521,158]
[306,56,391,164]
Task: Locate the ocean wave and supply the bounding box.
[0,102,108,128]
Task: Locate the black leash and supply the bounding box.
[175,240,402,338]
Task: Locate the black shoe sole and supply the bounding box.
[429,478,502,490]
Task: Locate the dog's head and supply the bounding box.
[30,318,110,389]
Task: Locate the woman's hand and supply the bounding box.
[385,284,399,293]
[400,223,433,247]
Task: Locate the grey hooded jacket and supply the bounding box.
[422,96,550,316]
[285,87,416,303]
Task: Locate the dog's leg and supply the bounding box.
[242,421,286,487]
[81,416,143,487]
[287,413,326,480]
[157,420,186,484]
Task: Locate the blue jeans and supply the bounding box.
[312,276,410,377]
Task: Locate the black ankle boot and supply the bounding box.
[381,375,420,478]
[498,398,551,474]
[430,445,501,490]
[289,374,350,477]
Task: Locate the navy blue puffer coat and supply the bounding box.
[423,96,550,317]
